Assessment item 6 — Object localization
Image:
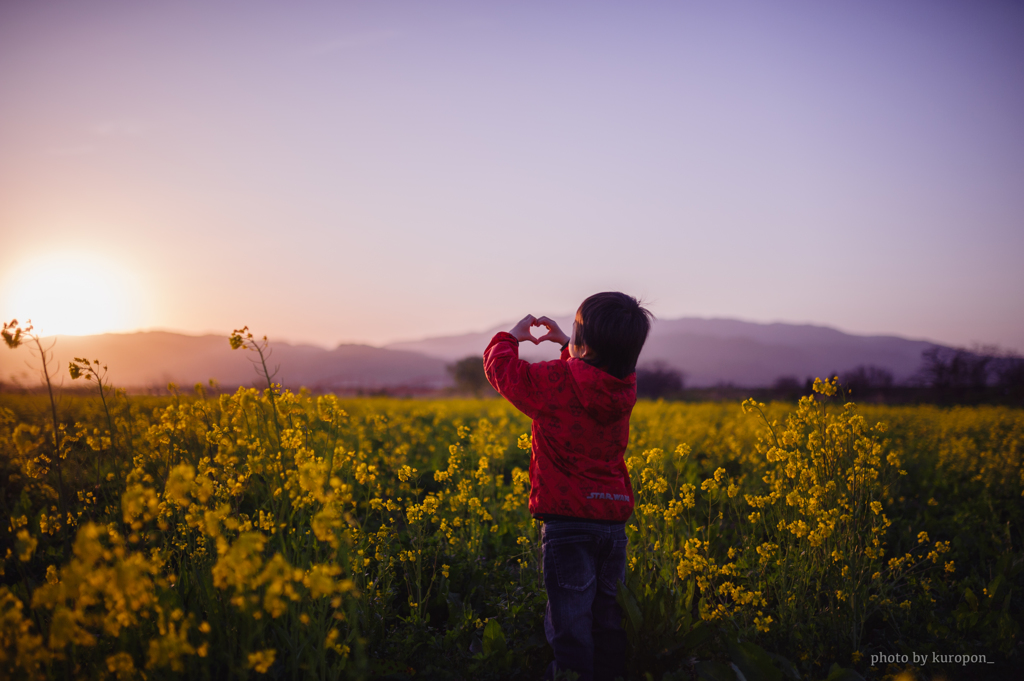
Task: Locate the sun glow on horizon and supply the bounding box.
[1,252,151,337]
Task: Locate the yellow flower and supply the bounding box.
[105,652,138,680]
[15,529,37,562]
[812,377,837,396]
[164,463,197,508]
[247,649,276,674]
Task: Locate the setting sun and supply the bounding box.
[1,252,149,337]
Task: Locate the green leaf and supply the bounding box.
[368,658,414,676]
[616,580,644,636]
[727,639,782,681]
[684,578,696,612]
[995,551,1012,576]
[482,619,506,657]
[678,607,693,636]
[695,660,741,681]
[823,663,864,681]
[447,592,467,627]
[766,652,801,680]
[679,621,714,652]
[987,574,1005,603]
[964,587,979,610]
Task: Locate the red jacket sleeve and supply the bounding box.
[483,332,549,419]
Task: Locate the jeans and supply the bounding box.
[541,519,628,681]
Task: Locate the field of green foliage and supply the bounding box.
[1,364,1022,679]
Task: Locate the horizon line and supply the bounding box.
[14,315,981,354]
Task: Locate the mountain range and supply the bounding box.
[0,332,449,392]
[0,318,940,392]
[388,317,937,387]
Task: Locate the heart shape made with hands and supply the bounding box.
[520,317,568,345]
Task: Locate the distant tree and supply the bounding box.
[901,346,1024,405]
[917,347,991,403]
[636,362,684,399]
[447,356,494,397]
[771,376,804,401]
[839,365,894,397]
[992,354,1024,401]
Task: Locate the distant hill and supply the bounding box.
[0,319,943,392]
[386,318,574,364]
[387,317,941,388]
[0,331,449,392]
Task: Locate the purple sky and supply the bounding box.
[2,0,1022,351]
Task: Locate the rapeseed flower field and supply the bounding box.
[1,367,1021,679]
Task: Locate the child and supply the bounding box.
[483,292,652,681]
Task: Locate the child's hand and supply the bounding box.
[534,316,570,346]
[509,315,540,344]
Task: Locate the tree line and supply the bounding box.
[447,346,1024,405]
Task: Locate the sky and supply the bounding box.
[1,0,1022,351]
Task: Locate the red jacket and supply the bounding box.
[483,332,636,522]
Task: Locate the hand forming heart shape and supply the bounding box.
[509,315,570,346]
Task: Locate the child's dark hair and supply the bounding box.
[573,292,653,380]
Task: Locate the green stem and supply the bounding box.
[33,336,66,520]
